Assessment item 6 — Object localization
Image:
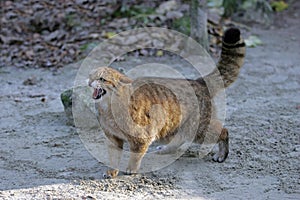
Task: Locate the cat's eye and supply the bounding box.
[99,77,105,82]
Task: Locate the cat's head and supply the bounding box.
[88,67,132,99]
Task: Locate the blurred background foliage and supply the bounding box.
[208,0,289,25]
[0,0,291,68]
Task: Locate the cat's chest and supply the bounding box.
[95,96,126,136]
[95,95,111,113]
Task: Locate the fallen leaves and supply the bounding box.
[0,0,120,68]
[44,30,66,43]
[0,0,270,69]
[0,35,24,45]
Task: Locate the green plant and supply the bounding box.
[222,0,239,17]
[172,15,191,35]
[271,1,288,12]
[112,5,156,18]
[65,14,80,28]
[80,42,98,52]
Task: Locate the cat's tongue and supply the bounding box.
[93,88,100,99]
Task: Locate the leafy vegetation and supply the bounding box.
[171,15,191,35]
[113,5,156,18]
[112,4,157,25]
[219,0,288,17]
[222,0,238,17]
[271,1,289,11]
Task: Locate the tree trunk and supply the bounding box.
[190,0,209,51]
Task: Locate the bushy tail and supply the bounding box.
[201,28,246,96]
[217,28,246,88]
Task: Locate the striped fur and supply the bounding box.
[217,28,246,88]
[88,28,245,178]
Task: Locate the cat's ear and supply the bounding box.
[119,75,132,85]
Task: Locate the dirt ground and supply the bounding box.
[1,3,300,200]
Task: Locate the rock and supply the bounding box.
[61,89,74,125]
[166,11,183,19]
[156,0,177,15]
[23,76,38,86]
[61,86,96,126]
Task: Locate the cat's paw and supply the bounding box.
[212,141,228,163]
[103,169,119,179]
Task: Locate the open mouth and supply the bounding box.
[93,88,106,99]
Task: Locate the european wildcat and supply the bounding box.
[88,28,246,178]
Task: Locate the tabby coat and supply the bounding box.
[88,28,246,178]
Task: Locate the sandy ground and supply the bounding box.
[1,5,300,200]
